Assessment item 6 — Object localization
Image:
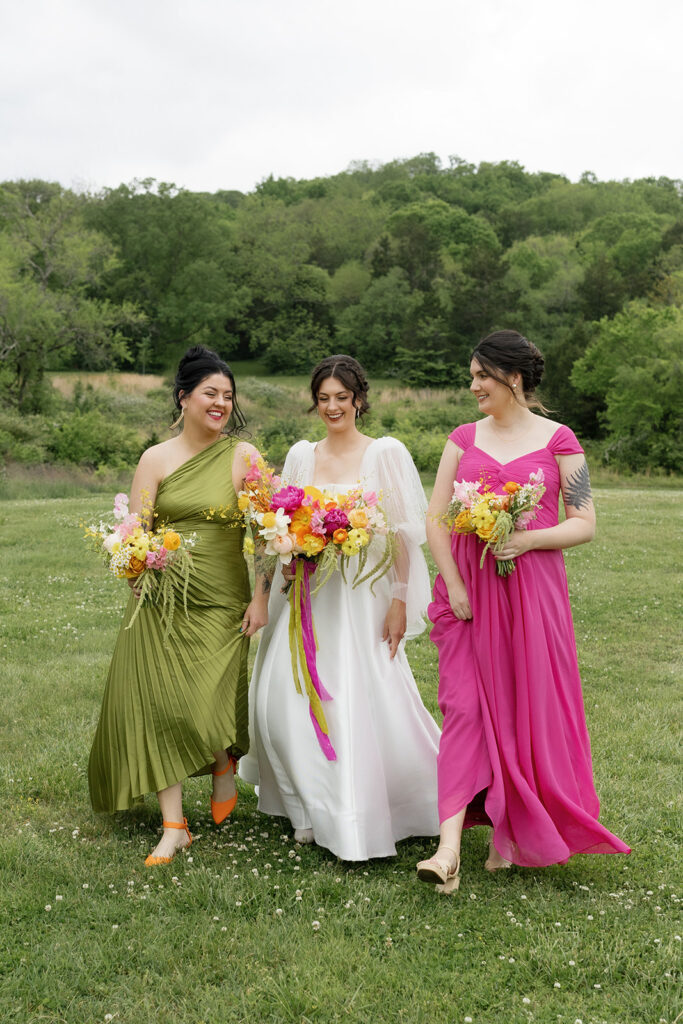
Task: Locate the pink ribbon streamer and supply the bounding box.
[300,561,337,761]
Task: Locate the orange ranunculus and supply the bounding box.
[124,555,146,578]
[503,481,521,494]
[348,508,368,529]
[290,507,312,529]
[332,528,348,544]
[162,530,181,550]
[324,500,338,512]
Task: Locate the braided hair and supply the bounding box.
[309,354,371,419]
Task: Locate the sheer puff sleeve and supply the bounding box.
[363,437,431,639]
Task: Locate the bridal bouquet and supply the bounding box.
[237,454,394,591]
[83,492,197,639]
[446,470,546,576]
[238,454,396,760]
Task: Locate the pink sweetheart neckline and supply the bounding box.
[469,426,563,467]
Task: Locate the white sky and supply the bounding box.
[1,0,681,194]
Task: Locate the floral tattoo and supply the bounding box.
[565,460,592,510]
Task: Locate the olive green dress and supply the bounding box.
[88,437,251,814]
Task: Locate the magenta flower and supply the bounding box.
[323,507,350,535]
[271,486,306,513]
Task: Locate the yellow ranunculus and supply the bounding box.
[348,508,368,529]
[342,539,360,557]
[348,527,369,548]
[162,530,181,551]
[303,485,325,503]
[302,534,325,556]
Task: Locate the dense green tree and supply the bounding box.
[0,181,142,410]
[571,302,683,470]
[86,179,247,369]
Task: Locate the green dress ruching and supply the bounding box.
[88,437,251,814]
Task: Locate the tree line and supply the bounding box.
[1,154,681,471]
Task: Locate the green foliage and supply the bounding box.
[0,181,143,410]
[47,409,141,469]
[572,302,683,471]
[2,161,682,469]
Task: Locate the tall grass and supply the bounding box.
[0,487,680,1023]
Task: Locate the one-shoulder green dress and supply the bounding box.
[88,438,251,814]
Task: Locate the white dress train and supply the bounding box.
[239,437,440,860]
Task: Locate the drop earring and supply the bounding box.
[171,407,184,429]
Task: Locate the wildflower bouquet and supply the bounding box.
[238,454,396,759]
[83,492,197,640]
[446,470,546,576]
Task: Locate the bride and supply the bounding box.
[239,355,440,860]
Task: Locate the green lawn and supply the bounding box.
[0,489,680,1024]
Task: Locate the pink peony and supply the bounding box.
[271,486,306,513]
[323,507,350,535]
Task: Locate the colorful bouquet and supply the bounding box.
[238,454,396,759]
[446,470,546,576]
[83,492,197,640]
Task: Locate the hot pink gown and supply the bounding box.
[429,422,630,867]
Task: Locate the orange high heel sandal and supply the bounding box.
[416,846,461,894]
[210,754,238,824]
[144,818,192,867]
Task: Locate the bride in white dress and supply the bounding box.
[239,355,440,860]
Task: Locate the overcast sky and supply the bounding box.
[1,0,681,195]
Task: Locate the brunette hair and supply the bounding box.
[172,345,247,435]
[308,354,371,418]
[471,330,548,412]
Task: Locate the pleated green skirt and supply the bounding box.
[88,438,251,814]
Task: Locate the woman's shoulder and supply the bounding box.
[545,421,584,455]
[448,422,477,449]
[288,439,316,456]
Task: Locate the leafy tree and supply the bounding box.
[86,180,247,369]
[0,181,142,410]
[571,301,683,470]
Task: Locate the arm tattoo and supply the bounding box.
[564,459,593,510]
[253,539,275,595]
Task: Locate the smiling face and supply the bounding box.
[315,376,357,432]
[469,358,519,415]
[180,372,234,434]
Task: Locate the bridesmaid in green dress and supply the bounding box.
[88,346,271,866]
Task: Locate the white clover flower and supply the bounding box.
[44,904,52,912]
[312,920,321,931]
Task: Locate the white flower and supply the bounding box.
[55,895,63,901]
[312,920,321,931]
[256,508,291,541]
[554,982,561,988]
[44,904,51,911]
[522,997,531,1004]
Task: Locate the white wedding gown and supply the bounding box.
[239,437,440,860]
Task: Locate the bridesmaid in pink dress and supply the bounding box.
[417,330,630,893]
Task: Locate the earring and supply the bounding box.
[171,407,184,429]
[513,383,517,389]
[355,408,360,419]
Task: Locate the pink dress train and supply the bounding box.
[429,422,630,867]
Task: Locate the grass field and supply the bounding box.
[0,487,680,1024]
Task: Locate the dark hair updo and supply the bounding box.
[471,330,547,412]
[309,354,371,418]
[172,345,247,435]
